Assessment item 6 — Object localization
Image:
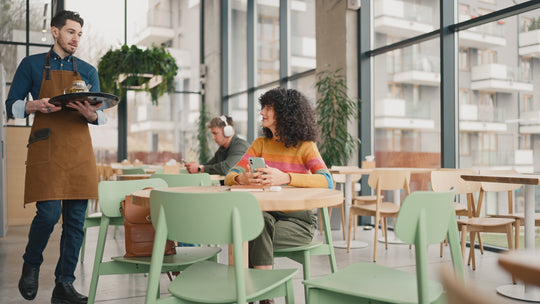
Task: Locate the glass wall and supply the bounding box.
[226,0,316,141]
[373,0,439,48]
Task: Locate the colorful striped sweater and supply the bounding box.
[225,137,334,189]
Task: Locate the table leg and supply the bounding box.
[333,175,368,249]
[496,184,540,301]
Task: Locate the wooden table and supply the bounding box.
[328,167,435,248]
[461,173,540,302]
[131,186,343,266]
[116,174,151,181]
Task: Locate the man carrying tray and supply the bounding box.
[5,9,107,304]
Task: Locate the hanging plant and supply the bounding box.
[315,68,360,166]
[97,44,178,104]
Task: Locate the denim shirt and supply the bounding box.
[5,48,107,125]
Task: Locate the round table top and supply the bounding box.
[116,174,152,181]
[461,173,540,186]
[130,186,343,212]
[329,167,435,175]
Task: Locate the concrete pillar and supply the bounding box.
[316,0,359,165]
[203,0,222,115]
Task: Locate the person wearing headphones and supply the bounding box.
[185,115,250,176]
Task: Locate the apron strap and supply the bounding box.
[72,56,79,76]
[45,52,51,80]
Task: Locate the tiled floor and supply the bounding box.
[0,223,526,303]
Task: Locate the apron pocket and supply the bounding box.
[26,128,51,165]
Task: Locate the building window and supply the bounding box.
[460,89,471,105]
[459,47,470,71]
[257,12,280,85]
[478,49,497,65]
[521,94,533,112]
[461,132,471,156]
[388,83,403,99]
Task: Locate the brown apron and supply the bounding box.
[24,52,98,204]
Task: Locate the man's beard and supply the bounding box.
[57,37,77,55]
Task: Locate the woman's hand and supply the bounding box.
[235,164,261,185]
[252,166,291,186]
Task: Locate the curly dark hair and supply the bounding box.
[259,87,319,147]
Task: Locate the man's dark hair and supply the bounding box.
[51,10,84,28]
[259,87,319,148]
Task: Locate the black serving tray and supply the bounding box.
[49,92,120,110]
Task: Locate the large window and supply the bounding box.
[224,0,316,141]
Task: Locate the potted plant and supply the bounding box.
[197,102,212,164]
[97,44,178,104]
[315,68,360,166]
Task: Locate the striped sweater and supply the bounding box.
[225,137,333,189]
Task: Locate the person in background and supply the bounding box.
[185,115,249,176]
[225,87,333,304]
[5,10,107,304]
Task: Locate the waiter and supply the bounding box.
[5,10,106,304]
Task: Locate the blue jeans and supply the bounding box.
[23,199,87,284]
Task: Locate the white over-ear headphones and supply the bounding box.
[220,115,234,137]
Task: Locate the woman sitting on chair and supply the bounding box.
[225,88,333,303]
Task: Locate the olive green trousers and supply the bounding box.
[249,210,317,267]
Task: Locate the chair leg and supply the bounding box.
[339,204,346,240]
[477,232,484,255]
[383,217,389,250]
[373,215,380,262]
[504,222,517,284]
[460,225,468,262]
[353,215,357,240]
[469,232,476,270]
[514,220,520,250]
[80,228,87,263]
[318,210,324,235]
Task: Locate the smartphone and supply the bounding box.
[249,157,266,173]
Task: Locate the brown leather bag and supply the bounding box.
[121,194,176,257]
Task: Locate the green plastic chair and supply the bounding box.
[122,167,146,174]
[80,202,118,263]
[274,206,337,302]
[303,190,464,304]
[145,190,298,304]
[87,178,221,304]
[150,173,212,187]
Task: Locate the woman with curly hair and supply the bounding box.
[225,88,333,303]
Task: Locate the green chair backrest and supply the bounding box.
[150,173,212,187]
[148,190,265,304]
[150,190,263,245]
[122,167,146,174]
[394,190,464,303]
[98,178,168,218]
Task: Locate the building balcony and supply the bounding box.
[392,55,440,86]
[458,15,506,49]
[373,0,434,38]
[459,104,506,132]
[374,98,434,130]
[459,104,505,123]
[519,29,540,58]
[515,149,533,166]
[136,9,175,46]
[519,110,540,134]
[471,63,533,93]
